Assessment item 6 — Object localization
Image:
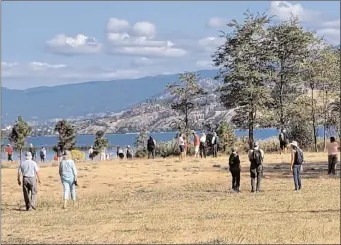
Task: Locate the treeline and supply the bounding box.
[164,12,340,152]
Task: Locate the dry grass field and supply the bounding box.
[1,152,340,244]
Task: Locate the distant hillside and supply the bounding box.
[1,70,218,124]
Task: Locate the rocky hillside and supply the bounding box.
[51,77,235,135]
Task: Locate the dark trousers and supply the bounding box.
[213,144,218,158]
[23,177,37,210]
[8,154,13,161]
[250,165,263,191]
[293,165,302,190]
[199,143,206,158]
[230,168,240,190]
[40,156,45,162]
[148,149,155,159]
[328,155,337,175]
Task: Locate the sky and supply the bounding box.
[2,1,340,89]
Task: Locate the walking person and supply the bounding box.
[199,132,207,158]
[248,142,264,193]
[147,136,156,159]
[178,133,185,160]
[229,148,241,192]
[211,132,219,158]
[88,146,94,161]
[126,145,133,159]
[279,129,288,154]
[6,144,13,162]
[29,143,36,160]
[40,147,46,162]
[289,141,304,191]
[327,137,339,176]
[100,147,106,161]
[192,131,200,158]
[17,152,41,211]
[59,150,78,209]
[117,147,124,160]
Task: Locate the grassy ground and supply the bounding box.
[1,152,340,244]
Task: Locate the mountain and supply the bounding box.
[28,76,235,136]
[1,69,218,124]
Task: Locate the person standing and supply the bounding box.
[100,147,106,161]
[279,129,288,154]
[88,146,94,161]
[147,136,156,159]
[248,142,264,193]
[126,145,133,159]
[178,133,185,160]
[327,137,339,176]
[211,132,219,158]
[192,131,200,158]
[29,143,36,160]
[59,151,78,209]
[40,147,47,162]
[199,132,207,158]
[289,141,304,191]
[17,152,41,211]
[229,148,241,192]
[7,144,13,162]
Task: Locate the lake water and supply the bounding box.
[1,127,332,161]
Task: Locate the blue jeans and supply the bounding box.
[62,179,76,200]
[293,165,302,190]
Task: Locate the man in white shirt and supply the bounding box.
[17,152,41,211]
[199,132,207,158]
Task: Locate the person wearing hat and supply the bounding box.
[289,141,304,191]
[6,144,13,162]
[248,142,264,192]
[126,145,133,159]
[17,151,41,211]
[59,150,78,209]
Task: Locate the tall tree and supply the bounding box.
[213,11,274,148]
[54,120,76,153]
[93,130,109,157]
[267,16,315,130]
[216,121,236,153]
[135,129,148,148]
[8,116,32,160]
[167,72,207,140]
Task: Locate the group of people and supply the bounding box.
[5,143,47,162]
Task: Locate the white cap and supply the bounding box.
[290,141,298,148]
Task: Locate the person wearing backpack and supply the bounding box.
[147,136,156,159]
[126,145,133,159]
[279,129,288,154]
[211,132,219,158]
[248,142,264,193]
[229,148,241,192]
[290,141,304,191]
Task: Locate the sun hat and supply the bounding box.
[290,141,298,148]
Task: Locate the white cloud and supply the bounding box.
[2,61,142,81]
[206,17,226,28]
[46,34,102,55]
[269,1,319,22]
[106,18,130,33]
[106,18,186,58]
[317,28,340,45]
[131,57,154,67]
[198,36,225,52]
[196,60,213,69]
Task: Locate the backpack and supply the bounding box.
[40,150,45,158]
[215,136,220,145]
[229,153,238,168]
[147,138,155,149]
[252,149,262,167]
[126,149,133,158]
[295,148,304,165]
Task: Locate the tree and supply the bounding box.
[267,16,315,130]
[167,72,207,137]
[213,11,274,149]
[54,120,76,153]
[135,129,148,148]
[216,121,236,153]
[8,116,32,160]
[93,130,109,157]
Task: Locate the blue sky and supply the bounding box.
[2,1,340,89]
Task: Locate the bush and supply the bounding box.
[71,150,85,163]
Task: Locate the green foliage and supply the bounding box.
[54,120,76,152]
[8,116,32,155]
[213,11,274,148]
[216,121,236,153]
[167,72,207,130]
[71,149,85,163]
[135,129,148,148]
[93,130,109,157]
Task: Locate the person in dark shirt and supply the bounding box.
[229,148,241,192]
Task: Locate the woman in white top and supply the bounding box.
[178,133,185,160]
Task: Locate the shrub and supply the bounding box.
[71,150,85,163]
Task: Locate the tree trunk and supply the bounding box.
[311,88,318,152]
[323,90,328,152]
[20,148,22,163]
[279,59,285,129]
